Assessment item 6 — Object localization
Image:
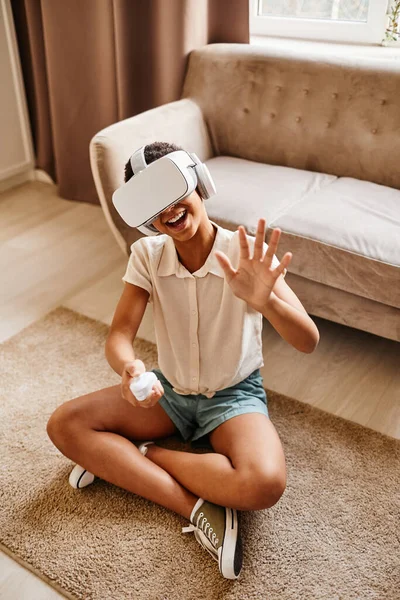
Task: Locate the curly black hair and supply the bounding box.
[124,141,182,183]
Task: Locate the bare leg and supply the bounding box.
[144,413,287,511]
[47,385,197,520]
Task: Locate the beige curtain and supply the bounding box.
[11,0,249,204]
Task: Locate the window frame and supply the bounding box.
[249,0,389,45]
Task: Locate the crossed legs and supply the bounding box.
[145,413,286,510]
[47,385,286,518]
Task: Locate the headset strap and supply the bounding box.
[130,146,147,174]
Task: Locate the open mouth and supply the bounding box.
[165,209,188,230]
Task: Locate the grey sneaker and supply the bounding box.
[182,498,242,579]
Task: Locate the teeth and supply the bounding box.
[167,210,186,224]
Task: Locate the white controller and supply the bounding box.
[130,371,158,401]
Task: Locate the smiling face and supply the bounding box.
[151,189,207,241]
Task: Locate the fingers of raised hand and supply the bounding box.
[215,250,236,282]
[238,226,251,260]
[272,252,292,279]
[263,227,281,267]
[253,219,266,261]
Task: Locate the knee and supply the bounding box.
[239,465,286,510]
[46,401,82,450]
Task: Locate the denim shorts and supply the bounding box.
[153,368,269,443]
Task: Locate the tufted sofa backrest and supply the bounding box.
[183,44,400,190]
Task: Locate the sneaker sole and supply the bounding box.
[219,507,242,579]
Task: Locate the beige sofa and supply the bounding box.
[90,44,400,342]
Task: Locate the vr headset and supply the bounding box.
[112,146,217,236]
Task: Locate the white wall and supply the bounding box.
[0,0,34,190]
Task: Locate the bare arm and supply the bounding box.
[105,282,149,376]
[261,283,320,354]
[215,219,320,354]
[258,239,319,353]
[105,282,164,408]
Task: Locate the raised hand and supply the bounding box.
[215,219,292,312]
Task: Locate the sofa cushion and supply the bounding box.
[205,158,399,310]
[205,156,336,234]
[269,178,400,309]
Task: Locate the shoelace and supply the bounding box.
[182,510,220,548]
[193,530,218,563]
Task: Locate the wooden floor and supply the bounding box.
[1,181,399,599]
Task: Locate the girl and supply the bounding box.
[47,141,320,580]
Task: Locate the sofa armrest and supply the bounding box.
[89,98,213,253]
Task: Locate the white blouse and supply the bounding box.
[122,222,284,398]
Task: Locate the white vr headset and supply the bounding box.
[112,146,217,236]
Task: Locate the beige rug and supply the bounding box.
[1,307,399,600]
